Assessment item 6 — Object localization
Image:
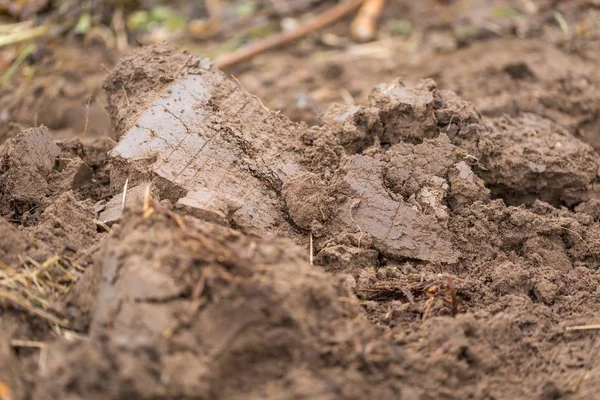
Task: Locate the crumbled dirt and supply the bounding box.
[4,1,600,399]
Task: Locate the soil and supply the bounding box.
[3,1,600,399]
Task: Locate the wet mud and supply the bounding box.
[3,4,600,398]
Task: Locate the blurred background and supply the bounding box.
[0,0,598,146]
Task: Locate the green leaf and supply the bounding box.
[490,5,520,18]
[74,12,92,35]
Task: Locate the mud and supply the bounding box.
[3,4,600,398]
[0,126,60,222]
[39,209,408,400]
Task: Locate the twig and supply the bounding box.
[122,85,130,107]
[339,88,355,105]
[83,97,91,135]
[309,233,314,265]
[566,324,600,332]
[215,0,365,70]
[351,0,386,41]
[99,63,111,74]
[164,207,188,231]
[93,219,111,232]
[447,276,458,316]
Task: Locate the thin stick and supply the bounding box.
[100,63,111,74]
[215,0,365,70]
[83,97,91,135]
[93,219,111,232]
[122,85,130,107]
[309,233,314,265]
[566,325,600,332]
[447,276,458,316]
[351,0,386,41]
[339,88,355,105]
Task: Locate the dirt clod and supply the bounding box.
[37,209,405,400]
[0,126,59,223]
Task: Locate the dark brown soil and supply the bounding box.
[3,1,600,399]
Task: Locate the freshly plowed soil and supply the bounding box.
[3,1,600,399]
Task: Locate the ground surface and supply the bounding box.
[2,1,600,399]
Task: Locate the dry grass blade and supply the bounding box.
[10,339,46,348]
[562,227,597,265]
[358,279,428,301]
[10,339,49,372]
[309,233,314,265]
[0,255,79,327]
[122,177,129,211]
[0,20,34,35]
[0,24,49,48]
[143,183,155,219]
[0,288,68,327]
[0,43,33,84]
